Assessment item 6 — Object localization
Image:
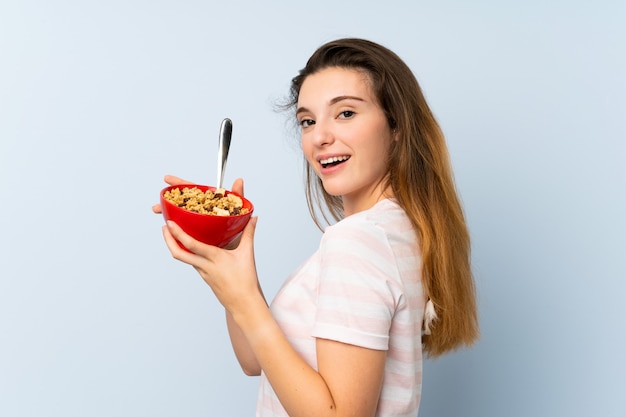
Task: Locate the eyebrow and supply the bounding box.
[296,95,366,116]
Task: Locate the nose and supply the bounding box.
[310,120,334,147]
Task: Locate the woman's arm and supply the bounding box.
[155,176,263,375]
[162,219,387,417]
[225,310,261,376]
[234,298,387,417]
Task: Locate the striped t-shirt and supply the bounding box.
[255,198,426,417]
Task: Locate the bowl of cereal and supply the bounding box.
[160,184,254,249]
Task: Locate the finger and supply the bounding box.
[152,203,162,214]
[162,223,211,267]
[166,220,219,258]
[223,217,255,250]
[164,175,193,186]
[162,225,198,263]
[231,178,244,196]
[237,216,258,251]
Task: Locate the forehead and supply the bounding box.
[297,67,375,104]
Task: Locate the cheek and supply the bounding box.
[301,139,317,168]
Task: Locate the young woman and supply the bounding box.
[155,38,479,417]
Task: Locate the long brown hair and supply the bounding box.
[286,38,479,357]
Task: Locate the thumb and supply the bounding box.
[231,178,244,196]
[238,216,258,249]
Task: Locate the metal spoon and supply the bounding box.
[216,118,232,189]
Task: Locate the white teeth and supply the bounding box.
[320,156,349,165]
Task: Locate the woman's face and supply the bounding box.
[297,67,394,215]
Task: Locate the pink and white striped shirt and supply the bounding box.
[256,198,426,417]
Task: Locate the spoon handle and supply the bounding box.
[216,118,232,189]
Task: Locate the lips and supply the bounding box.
[319,155,350,168]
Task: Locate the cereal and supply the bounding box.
[163,187,249,216]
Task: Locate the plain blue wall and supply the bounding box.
[1,1,624,416]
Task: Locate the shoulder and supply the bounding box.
[322,199,411,243]
[320,199,414,256]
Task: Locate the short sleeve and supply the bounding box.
[311,217,403,351]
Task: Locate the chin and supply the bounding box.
[321,187,342,197]
[320,182,343,197]
[321,185,349,198]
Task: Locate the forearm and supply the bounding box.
[226,310,261,376]
[233,298,337,417]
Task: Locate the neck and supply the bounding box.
[342,184,394,217]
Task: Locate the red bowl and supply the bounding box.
[160,184,254,249]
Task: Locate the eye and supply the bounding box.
[299,118,315,128]
[338,110,355,119]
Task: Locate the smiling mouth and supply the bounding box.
[320,155,350,168]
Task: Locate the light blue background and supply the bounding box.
[1,1,624,416]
